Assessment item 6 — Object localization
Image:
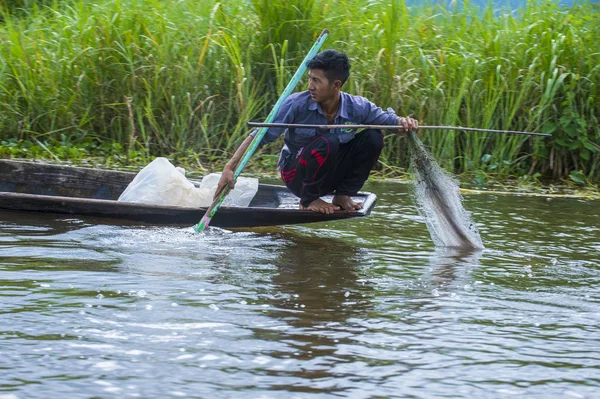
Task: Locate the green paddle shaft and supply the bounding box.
[194,29,330,232]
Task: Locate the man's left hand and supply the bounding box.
[398,116,419,134]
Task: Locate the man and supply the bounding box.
[215,49,418,214]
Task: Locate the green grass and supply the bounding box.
[0,0,599,185]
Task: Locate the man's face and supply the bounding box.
[308,69,338,103]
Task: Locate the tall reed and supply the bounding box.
[0,0,598,182]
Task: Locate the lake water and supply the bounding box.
[1,180,599,399]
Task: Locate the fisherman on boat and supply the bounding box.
[216,49,419,214]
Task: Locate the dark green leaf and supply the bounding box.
[542,122,557,133]
[568,140,580,150]
[569,170,585,184]
[564,125,578,138]
[584,141,598,152]
[580,149,590,161]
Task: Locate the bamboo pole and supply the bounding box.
[246,122,551,137]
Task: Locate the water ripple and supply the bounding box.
[1,185,600,398]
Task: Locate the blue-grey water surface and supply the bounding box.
[1,180,599,399]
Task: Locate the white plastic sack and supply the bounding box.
[200,173,258,208]
[117,157,258,208]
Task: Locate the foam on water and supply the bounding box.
[408,132,484,249]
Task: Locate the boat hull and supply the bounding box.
[0,160,376,228]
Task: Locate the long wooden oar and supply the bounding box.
[194,29,330,232]
[246,122,551,137]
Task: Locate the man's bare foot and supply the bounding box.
[300,198,340,214]
[332,194,363,211]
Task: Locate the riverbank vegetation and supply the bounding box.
[1,0,598,187]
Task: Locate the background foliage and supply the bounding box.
[0,0,598,183]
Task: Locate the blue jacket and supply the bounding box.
[251,90,400,169]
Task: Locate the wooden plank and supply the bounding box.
[0,160,134,199]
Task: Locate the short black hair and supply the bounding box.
[307,49,350,86]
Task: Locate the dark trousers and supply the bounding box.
[280,129,384,207]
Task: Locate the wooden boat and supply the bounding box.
[0,160,376,228]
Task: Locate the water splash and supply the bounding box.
[408,132,484,249]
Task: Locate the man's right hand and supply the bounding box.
[214,168,235,200]
[212,134,254,200]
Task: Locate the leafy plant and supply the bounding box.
[0,0,597,182]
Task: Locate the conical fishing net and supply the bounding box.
[408,132,484,249]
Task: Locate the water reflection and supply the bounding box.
[428,248,482,289]
[246,234,373,393]
[0,210,90,236]
[267,233,371,327]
